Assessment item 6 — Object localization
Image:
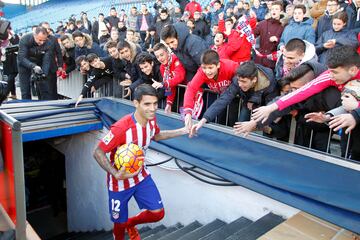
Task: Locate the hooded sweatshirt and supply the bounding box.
[171,22,208,81]
[275,40,318,81]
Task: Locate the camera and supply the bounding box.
[31,72,47,83]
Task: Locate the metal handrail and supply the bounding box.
[0,110,26,240]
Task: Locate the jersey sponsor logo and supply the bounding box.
[102,131,114,145]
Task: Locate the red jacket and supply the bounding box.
[218,17,256,63]
[183,59,239,115]
[184,1,202,18]
[211,44,231,60]
[160,54,186,105]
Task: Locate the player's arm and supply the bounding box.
[154,127,189,141]
[93,145,140,180]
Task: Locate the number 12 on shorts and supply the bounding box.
[111,199,121,212]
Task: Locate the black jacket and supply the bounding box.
[64,47,76,74]
[203,64,277,122]
[351,108,360,124]
[129,61,165,99]
[172,22,208,81]
[112,58,127,81]
[18,33,52,74]
[3,35,19,75]
[47,35,64,73]
[80,57,113,96]
[176,0,190,13]
[193,18,210,39]
[105,16,120,29]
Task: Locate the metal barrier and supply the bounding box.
[59,71,354,161]
[0,110,26,240]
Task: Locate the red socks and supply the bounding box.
[113,222,126,240]
[113,209,165,239]
[127,209,165,227]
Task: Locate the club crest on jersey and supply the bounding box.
[102,131,114,145]
[112,211,120,219]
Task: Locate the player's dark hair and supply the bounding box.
[134,84,158,101]
[285,38,306,54]
[200,49,220,65]
[136,52,154,65]
[236,61,258,79]
[283,64,313,83]
[75,55,87,66]
[160,24,178,41]
[326,46,360,68]
[86,53,99,63]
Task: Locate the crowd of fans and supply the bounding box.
[5,0,360,161]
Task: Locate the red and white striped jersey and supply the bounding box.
[98,113,160,192]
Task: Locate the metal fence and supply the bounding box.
[58,71,355,161]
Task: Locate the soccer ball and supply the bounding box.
[114,143,144,173]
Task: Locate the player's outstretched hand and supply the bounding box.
[329,114,357,134]
[251,103,278,124]
[233,120,257,137]
[305,112,330,123]
[114,166,142,180]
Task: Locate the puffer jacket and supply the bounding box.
[279,17,316,47]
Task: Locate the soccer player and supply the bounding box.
[93,84,188,240]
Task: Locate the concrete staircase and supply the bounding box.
[47,213,285,240]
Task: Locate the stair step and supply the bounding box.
[199,217,253,240]
[87,231,113,240]
[143,223,183,240]
[225,213,285,240]
[124,226,153,240]
[157,221,203,240]
[178,219,226,240]
[72,231,108,240]
[140,225,166,239]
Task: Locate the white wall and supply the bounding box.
[54,130,299,232]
